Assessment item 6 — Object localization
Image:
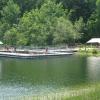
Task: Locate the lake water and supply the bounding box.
[0,55,100,98]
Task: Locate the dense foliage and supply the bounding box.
[0,0,99,46]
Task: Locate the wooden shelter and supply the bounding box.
[86,38,100,49]
[87,38,100,44]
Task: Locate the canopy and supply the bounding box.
[0,41,3,45]
[87,38,100,44]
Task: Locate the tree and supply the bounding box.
[0,0,21,44]
[4,27,18,45]
[16,0,81,46]
[0,0,8,18]
[0,21,10,40]
[87,0,100,38]
[53,17,81,44]
[96,0,100,36]
[56,0,96,22]
[16,1,66,46]
[1,0,20,25]
[14,0,45,14]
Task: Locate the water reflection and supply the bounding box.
[0,57,88,86]
[87,57,100,82]
[0,61,2,79]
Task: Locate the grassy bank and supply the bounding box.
[76,46,100,56]
[64,83,100,100]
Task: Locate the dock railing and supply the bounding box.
[0,44,77,53]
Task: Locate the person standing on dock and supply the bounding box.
[13,47,16,52]
[45,47,48,54]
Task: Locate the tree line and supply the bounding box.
[0,0,100,46]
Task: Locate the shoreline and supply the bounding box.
[76,47,100,57]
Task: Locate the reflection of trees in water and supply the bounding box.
[87,57,100,81]
[0,61,2,79]
[0,57,88,87]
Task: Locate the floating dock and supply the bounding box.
[0,51,73,59]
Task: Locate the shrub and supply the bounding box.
[92,49,98,54]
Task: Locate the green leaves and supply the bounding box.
[1,0,20,24]
[15,0,81,46]
[4,27,18,45]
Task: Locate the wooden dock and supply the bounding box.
[0,51,73,59]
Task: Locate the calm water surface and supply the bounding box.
[0,55,100,97]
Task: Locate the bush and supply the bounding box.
[92,49,98,54]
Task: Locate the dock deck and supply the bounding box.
[0,51,73,59]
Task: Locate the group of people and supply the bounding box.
[4,46,16,52]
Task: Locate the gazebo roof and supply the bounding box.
[87,38,100,44]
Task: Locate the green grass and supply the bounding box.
[76,46,100,56]
[62,83,100,100]
[65,86,100,100]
